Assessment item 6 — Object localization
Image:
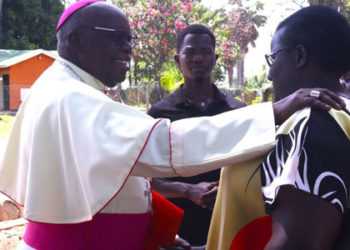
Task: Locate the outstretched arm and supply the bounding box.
[152,178,218,209]
[134,89,345,178]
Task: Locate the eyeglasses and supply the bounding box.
[94,26,137,48]
[265,48,290,67]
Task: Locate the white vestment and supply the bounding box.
[0,58,276,226]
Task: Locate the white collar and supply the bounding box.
[57,57,105,92]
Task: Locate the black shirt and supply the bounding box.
[148,83,245,245]
[261,108,350,215]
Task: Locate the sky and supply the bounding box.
[201,0,308,77]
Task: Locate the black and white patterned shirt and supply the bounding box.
[261,106,350,214]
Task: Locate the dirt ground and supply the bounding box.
[0,220,26,250]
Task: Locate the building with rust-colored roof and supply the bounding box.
[0,49,57,110]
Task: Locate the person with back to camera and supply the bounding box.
[207,5,350,250]
[0,1,345,249]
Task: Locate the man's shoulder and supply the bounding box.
[148,90,180,118]
[278,107,350,150]
[226,95,245,108]
[212,84,245,110]
[307,108,350,144]
[32,62,105,104]
[35,61,80,85]
[219,90,245,109]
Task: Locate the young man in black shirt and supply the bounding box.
[148,24,244,246]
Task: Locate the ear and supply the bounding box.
[67,31,82,52]
[174,54,181,68]
[295,44,308,68]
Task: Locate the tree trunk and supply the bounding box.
[237,57,245,102]
[156,81,166,102]
[137,84,141,107]
[146,83,150,112]
[237,58,244,89]
[228,66,234,88]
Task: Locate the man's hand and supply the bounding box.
[200,182,219,210]
[159,236,191,250]
[185,181,218,209]
[273,88,345,125]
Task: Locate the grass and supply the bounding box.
[0,114,14,141]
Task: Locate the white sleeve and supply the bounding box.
[132,102,276,177]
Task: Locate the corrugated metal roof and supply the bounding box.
[0,49,29,61]
[0,49,57,68]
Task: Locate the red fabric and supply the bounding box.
[230,216,272,250]
[144,191,184,250]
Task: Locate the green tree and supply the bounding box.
[307,0,350,18]
[244,66,272,104]
[160,62,183,92]
[225,0,267,90]
[290,0,350,18]
[2,0,64,49]
[114,0,237,101]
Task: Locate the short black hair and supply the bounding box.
[276,5,350,74]
[176,24,216,53]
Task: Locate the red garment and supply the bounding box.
[144,191,184,250]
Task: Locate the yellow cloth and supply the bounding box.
[207,101,350,250]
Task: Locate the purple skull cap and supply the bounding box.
[56,0,105,33]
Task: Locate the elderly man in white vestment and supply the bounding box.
[0,1,345,249]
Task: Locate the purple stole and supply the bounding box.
[23,212,151,249]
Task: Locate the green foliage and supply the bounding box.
[228,0,267,28]
[0,114,14,141]
[243,0,267,27]
[123,87,140,106]
[160,62,183,92]
[307,0,350,19]
[115,0,240,102]
[218,87,242,99]
[211,66,225,82]
[244,67,273,104]
[2,0,64,49]
[245,67,270,92]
